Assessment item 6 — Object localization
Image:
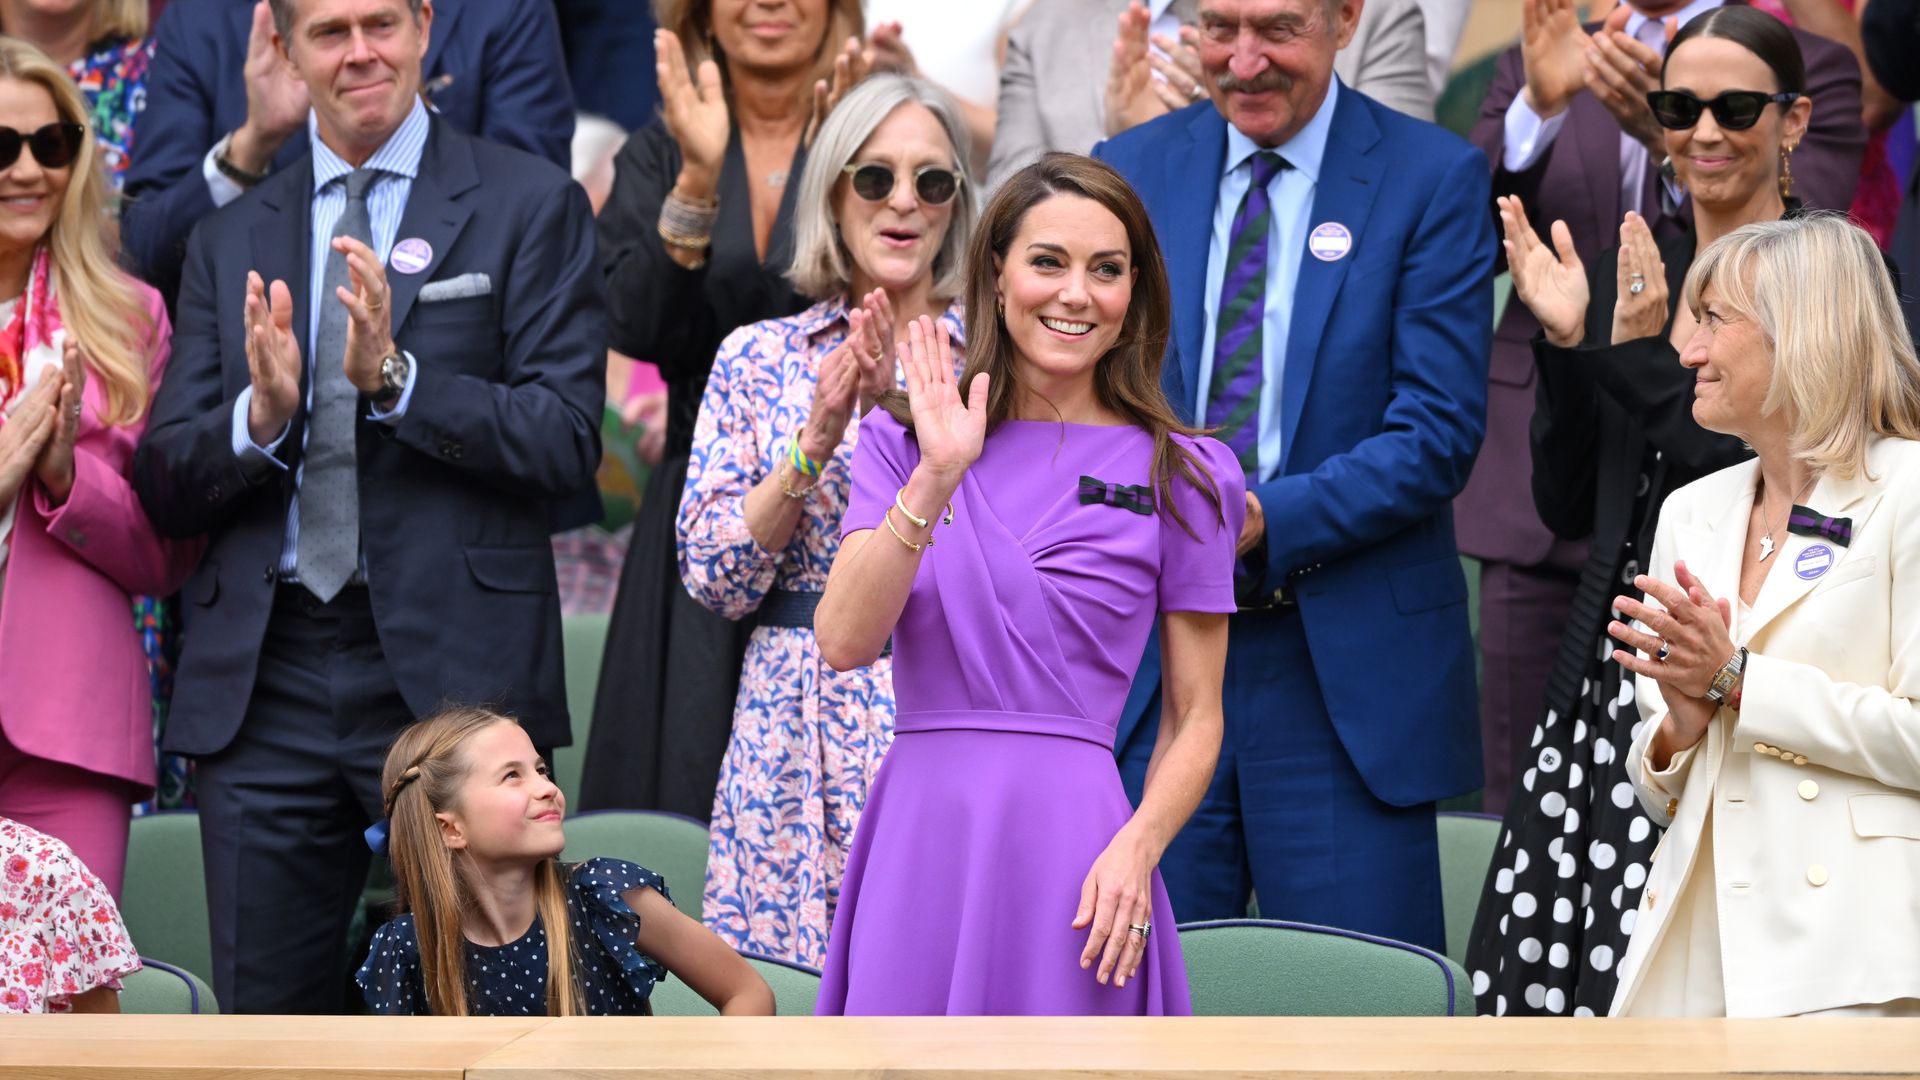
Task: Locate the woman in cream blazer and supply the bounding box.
[1606,214,1920,1018]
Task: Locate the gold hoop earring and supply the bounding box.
[1779,144,1796,202]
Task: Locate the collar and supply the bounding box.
[1626,0,1723,47]
[1149,0,1178,19]
[794,294,968,349]
[1223,78,1338,186]
[310,97,430,194]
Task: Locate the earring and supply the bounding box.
[1779,144,1795,202]
[996,296,1004,317]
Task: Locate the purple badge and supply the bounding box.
[390,238,433,275]
[1794,543,1834,580]
[1308,222,1353,262]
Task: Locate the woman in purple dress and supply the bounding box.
[812,153,1242,1016]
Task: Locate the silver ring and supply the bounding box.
[1189,82,1206,102]
[71,404,81,418]
[1655,640,1670,662]
[1128,922,1151,939]
[1629,281,1645,294]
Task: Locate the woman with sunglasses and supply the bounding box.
[676,74,974,967]
[1466,6,1826,1017]
[0,38,198,900]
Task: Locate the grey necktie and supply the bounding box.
[296,167,377,602]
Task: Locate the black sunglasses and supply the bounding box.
[0,122,85,170]
[841,162,963,206]
[1646,89,1800,131]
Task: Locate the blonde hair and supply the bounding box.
[787,74,975,300]
[382,707,586,1017]
[652,0,863,111]
[95,0,149,40]
[1684,212,1920,478]
[0,37,153,426]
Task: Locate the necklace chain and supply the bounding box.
[1758,473,1818,560]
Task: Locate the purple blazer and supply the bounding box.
[1457,14,1865,567]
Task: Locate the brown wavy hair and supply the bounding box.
[880,152,1224,535]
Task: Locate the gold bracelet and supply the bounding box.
[777,460,816,499]
[882,506,932,552]
[894,486,954,529]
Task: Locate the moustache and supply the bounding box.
[1215,68,1291,94]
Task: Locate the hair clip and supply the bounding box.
[365,818,391,856]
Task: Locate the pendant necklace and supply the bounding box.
[767,169,788,188]
[1757,474,1817,561]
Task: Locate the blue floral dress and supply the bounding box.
[356,859,669,1016]
[676,296,965,966]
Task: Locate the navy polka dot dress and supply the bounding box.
[356,859,672,1016]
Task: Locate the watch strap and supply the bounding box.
[1706,646,1748,704]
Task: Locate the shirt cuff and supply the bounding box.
[1502,94,1567,173]
[368,352,418,423]
[204,143,247,209]
[232,386,291,471]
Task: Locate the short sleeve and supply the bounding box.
[0,823,140,1014]
[842,408,921,538]
[570,858,672,1002]
[356,916,430,1015]
[1157,436,1246,613]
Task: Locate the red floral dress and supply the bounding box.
[0,817,140,1013]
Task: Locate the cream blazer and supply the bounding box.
[1612,436,1920,1017]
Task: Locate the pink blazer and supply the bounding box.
[0,285,203,792]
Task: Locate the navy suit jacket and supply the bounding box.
[123,0,574,308]
[1096,86,1494,807]
[134,118,606,755]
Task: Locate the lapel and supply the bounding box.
[1742,458,1887,640]
[1568,91,1624,245]
[1672,459,1756,618]
[1163,105,1229,425]
[249,155,316,409]
[1279,85,1382,469]
[385,119,477,333]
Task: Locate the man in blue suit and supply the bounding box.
[1095,0,1493,950]
[134,0,604,1012]
[123,0,573,308]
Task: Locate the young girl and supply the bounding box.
[356,708,773,1016]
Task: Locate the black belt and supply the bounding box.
[1235,581,1298,612]
[759,589,891,658]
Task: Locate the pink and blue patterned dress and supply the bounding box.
[0,817,140,1012]
[677,295,965,966]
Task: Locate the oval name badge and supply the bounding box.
[1308,222,1352,262]
[390,238,434,275]
[1795,543,1834,580]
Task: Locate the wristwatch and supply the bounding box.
[214,132,269,188]
[372,351,411,407]
[1706,646,1748,705]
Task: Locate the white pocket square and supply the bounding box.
[418,272,491,302]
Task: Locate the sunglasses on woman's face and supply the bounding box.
[0,122,85,171]
[1646,90,1799,131]
[841,162,963,206]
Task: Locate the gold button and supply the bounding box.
[1793,755,1809,766]
[1646,888,1657,910]
[1807,865,1829,887]
[1665,798,1679,818]
[1798,780,1819,800]
[1753,742,1770,754]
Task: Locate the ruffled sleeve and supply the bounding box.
[842,408,920,537]
[356,916,430,1015]
[0,822,140,1014]
[1158,435,1245,613]
[569,858,672,1001]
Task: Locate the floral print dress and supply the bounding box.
[0,817,140,1012]
[677,296,965,966]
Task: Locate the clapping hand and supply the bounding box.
[1499,195,1590,348]
[228,0,309,174]
[1585,6,1672,154]
[0,371,60,507]
[806,36,870,148]
[32,338,88,506]
[852,289,898,413]
[332,236,397,395]
[1609,560,1736,749]
[797,331,863,466]
[902,315,986,483]
[863,20,918,76]
[244,271,303,447]
[1520,0,1589,118]
[1611,212,1669,345]
[655,29,729,192]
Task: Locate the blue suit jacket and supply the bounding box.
[133,118,606,756]
[123,0,574,308]
[1095,86,1494,807]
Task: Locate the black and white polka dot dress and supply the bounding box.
[356,858,673,1015]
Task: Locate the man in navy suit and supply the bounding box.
[134,0,604,1013]
[123,0,573,308]
[1096,0,1492,949]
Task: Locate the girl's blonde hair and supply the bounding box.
[95,0,150,40]
[382,707,585,1017]
[1683,212,1920,478]
[0,37,154,426]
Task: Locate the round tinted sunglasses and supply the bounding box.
[0,122,86,170]
[1646,90,1800,131]
[841,162,963,206]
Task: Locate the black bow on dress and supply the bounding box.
[1078,475,1155,515]
[1786,504,1852,547]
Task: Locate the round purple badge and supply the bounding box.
[1794,543,1834,580]
[1308,222,1353,262]
[390,238,433,275]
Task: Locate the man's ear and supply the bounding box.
[1332,0,1364,51]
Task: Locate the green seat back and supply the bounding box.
[1178,919,1473,1016]
[122,812,213,989]
[553,611,611,805]
[119,958,218,1014]
[560,810,707,922]
[1436,812,1503,967]
[648,951,820,1016]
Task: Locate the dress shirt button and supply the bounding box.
[1636,473,1652,497]
[1621,559,1640,586]
[1807,864,1829,887]
[1798,779,1819,800]
[263,566,278,585]
[206,485,222,503]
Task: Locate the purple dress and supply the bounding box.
[815,410,1244,1016]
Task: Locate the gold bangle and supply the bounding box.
[778,461,816,499]
[894,487,954,529]
[883,506,932,552]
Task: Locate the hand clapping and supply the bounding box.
[902,315,987,483]
[30,338,88,506]
[1611,212,1669,345]
[655,29,729,192]
[0,370,61,508]
[1499,195,1590,348]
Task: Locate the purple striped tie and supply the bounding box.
[1206,150,1290,477]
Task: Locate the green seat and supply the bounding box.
[560,810,707,922]
[649,951,820,1016]
[122,811,213,989]
[553,611,611,805]
[1436,811,1502,968]
[119,958,218,1014]
[1178,919,1473,1016]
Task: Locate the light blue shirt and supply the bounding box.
[231,99,430,581]
[1194,79,1338,483]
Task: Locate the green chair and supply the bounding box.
[560,810,708,921]
[553,611,611,805]
[649,950,821,1016]
[1436,811,1503,968]
[119,957,219,1014]
[122,811,213,989]
[1178,919,1473,1016]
